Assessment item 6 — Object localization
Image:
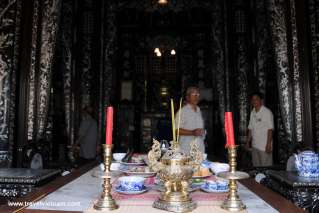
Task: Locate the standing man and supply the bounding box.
[175,87,205,154]
[246,92,274,167]
[76,106,99,164]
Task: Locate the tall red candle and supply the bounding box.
[224,112,235,147]
[105,106,113,145]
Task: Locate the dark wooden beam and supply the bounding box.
[294,0,313,147]
[14,0,35,167]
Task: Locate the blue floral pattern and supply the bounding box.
[203,181,228,191]
[295,151,319,177]
[117,182,145,191]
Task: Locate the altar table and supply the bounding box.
[25,166,276,213]
[0,162,304,213]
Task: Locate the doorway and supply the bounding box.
[113,8,219,156]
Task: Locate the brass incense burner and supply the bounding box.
[148,139,203,212]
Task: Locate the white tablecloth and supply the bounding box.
[28,167,277,213]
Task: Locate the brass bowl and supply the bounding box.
[161,157,190,166]
[159,158,193,182]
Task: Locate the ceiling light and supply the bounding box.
[156,51,162,57]
[170,49,176,55]
[154,48,160,53]
[158,0,168,5]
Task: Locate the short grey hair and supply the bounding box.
[186,87,200,96]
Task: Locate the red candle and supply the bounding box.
[105,106,113,145]
[225,112,235,147]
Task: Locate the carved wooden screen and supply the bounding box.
[150,56,161,75]
[165,55,177,74]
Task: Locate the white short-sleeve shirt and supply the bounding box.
[175,104,205,153]
[248,105,274,151]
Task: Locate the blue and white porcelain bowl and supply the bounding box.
[117,176,145,191]
[203,180,218,190]
[216,180,228,190]
[202,180,229,192]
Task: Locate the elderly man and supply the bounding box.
[175,87,205,154]
[246,92,274,167]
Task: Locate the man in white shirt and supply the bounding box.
[76,106,99,163]
[246,92,274,166]
[175,87,205,154]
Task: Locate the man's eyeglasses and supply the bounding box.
[190,93,200,97]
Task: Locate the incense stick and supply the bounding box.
[170,99,176,142]
[177,98,182,142]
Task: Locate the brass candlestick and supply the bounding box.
[94,144,119,210]
[218,146,249,212]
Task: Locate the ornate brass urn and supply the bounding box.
[148,139,203,212]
